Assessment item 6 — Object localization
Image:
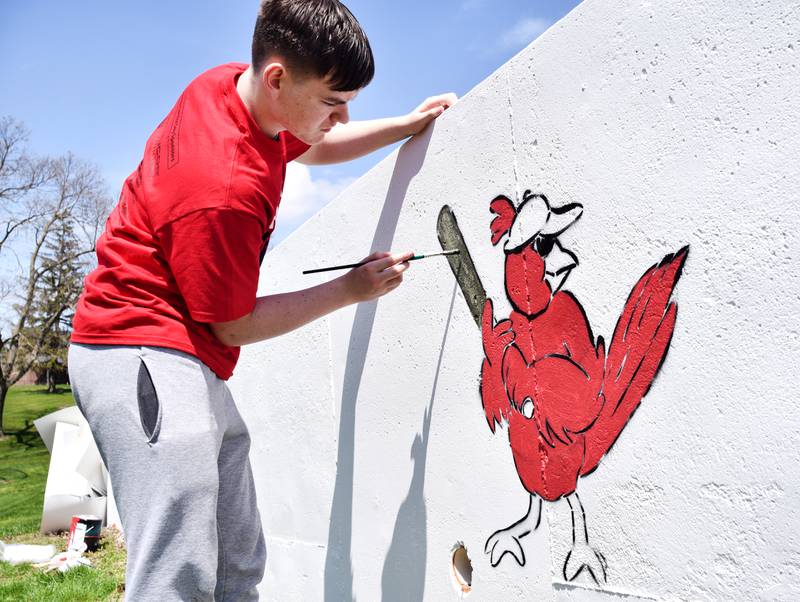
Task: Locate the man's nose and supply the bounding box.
[335,104,350,125]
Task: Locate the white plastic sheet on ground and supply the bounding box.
[33,406,121,534]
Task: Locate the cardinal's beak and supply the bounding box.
[543,240,578,294]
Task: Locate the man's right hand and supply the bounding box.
[340,251,413,303]
[209,251,414,347]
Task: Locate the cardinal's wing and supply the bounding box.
[581,246,688,476]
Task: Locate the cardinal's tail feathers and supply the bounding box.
[581,246,687,476]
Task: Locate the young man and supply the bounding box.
[68,0,456,599]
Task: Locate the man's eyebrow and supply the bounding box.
[323,97,348,105]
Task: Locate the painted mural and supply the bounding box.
[438,192,687,584]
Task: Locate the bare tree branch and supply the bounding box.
[0,116,112,434]
[0,117,55,257]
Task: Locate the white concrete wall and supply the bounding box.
[229,0,800,599]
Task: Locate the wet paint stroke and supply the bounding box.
[439,191,688,584]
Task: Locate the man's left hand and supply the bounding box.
[403,93,458,136]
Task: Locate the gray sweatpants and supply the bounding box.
[68,344,265,601]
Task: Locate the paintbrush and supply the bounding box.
[303,249,460,275]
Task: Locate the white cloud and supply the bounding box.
[272,162,355,243]
[499,17,551,51]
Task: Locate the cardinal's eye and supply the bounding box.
[521,397,534,419]
[534,237,555,257]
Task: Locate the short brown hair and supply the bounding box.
[252,0,375,91]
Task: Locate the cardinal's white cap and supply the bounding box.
[505,192,584,252]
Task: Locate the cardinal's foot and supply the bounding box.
[563,543,608,584]
[484,527,529,567]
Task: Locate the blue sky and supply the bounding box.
[1,0,582,245]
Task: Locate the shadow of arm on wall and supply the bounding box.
[380,278,458,602]
[324,126,436,602]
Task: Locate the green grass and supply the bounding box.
[0,386,75,537]
[0,386,126,600]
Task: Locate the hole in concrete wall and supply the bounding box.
[450,542,473,597]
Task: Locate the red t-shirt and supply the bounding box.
[71,63,310,380]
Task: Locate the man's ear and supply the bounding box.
[261,62,286,92]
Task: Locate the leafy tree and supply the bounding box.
[18,218,84,393]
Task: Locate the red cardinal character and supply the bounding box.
[481,190,687,583]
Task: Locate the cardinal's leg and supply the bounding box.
[563,492,608,584]
[484,494,542,567]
